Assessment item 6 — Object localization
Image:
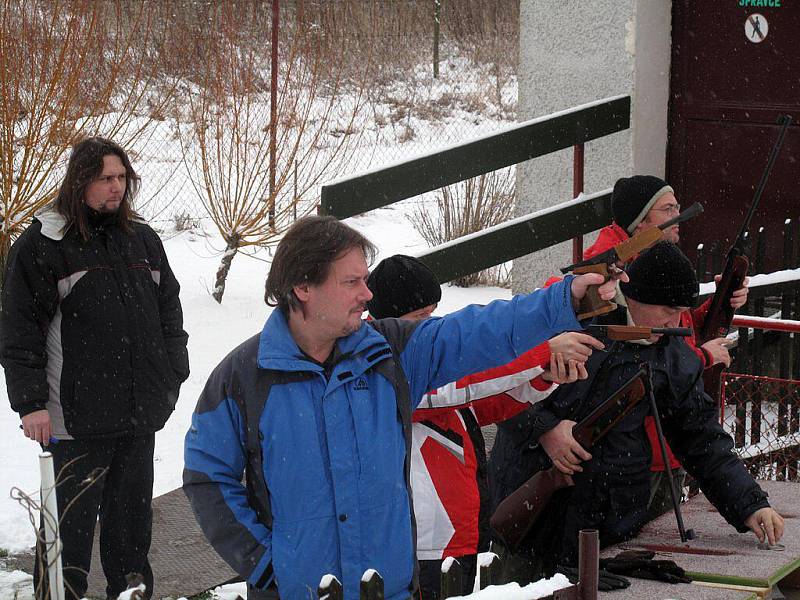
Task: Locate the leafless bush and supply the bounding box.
[177,1,369,303]
[409,169,515,288]
[172,212,201,232]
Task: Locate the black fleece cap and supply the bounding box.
[620,241,699,308]
[612,175,674,234]
[367,254,442,319]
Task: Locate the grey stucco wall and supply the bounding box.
[514,0,671,292]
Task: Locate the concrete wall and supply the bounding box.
[513,0,672,292]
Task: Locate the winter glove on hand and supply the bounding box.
[600,550,692,584]
[557,565,631,591]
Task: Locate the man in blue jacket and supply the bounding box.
[183,215,619,600]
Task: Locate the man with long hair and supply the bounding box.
[0,137,189,600]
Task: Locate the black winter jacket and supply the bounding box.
[0,207,189,438]
[489,309,769,568]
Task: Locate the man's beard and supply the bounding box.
[99,202,121,214]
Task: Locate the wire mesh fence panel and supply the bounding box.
[719,372,800,482]
[2,0,522,267]
[133,0,522,228]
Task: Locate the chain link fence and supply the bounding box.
[720,372,800,482]
[129,1,520,230]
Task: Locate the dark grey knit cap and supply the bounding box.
[620,241,699,308]
[612,175,674,234]
[367,255,442,319]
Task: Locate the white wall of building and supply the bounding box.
[513,0,672,291]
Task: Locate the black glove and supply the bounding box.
[600,550,692,584]
[557,565,631,591]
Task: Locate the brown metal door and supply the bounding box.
[667,1,799,274]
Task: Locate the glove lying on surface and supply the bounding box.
[557,565,630,591]
[600,549,692,584]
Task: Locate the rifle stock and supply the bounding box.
[698,254,750,344]
[490,370,646,551]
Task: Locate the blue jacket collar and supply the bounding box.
[259,310,390,376]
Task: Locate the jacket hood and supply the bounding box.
[34,205,70,241]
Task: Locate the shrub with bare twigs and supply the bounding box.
[409,169,515,288]
[176,1,369,303]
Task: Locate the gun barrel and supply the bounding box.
[588,325,692,340]
[651,327,692,336]
[658,202,703,231]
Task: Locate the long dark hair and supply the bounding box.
[265,215,377,315]
[53,137,141,240]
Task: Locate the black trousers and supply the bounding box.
[35,434,156,600]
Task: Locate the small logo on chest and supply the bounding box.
[353,377,369,391]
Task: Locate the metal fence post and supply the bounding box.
[40,452,65,600]
[572,143,585,265]
[577,529,598,600]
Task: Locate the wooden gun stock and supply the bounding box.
[573,263,617,320]
[698,255,749,344]
[490,372,646,551]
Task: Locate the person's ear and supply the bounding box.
[293,283,311,302]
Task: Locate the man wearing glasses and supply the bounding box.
[581,175,749,522]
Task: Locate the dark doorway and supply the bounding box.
[667,1,799,275]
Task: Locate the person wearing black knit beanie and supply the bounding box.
[612,175,678,239]
[367,254,441,319]
[514,241,784,577]
[620,241,700,310]
[581,176,750,531]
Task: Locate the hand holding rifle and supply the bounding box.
[569,270,628,312]
[538,332,605,384]
[490,369,648,551]
[700,337,733,367]
[563,203,704,320]
[541,356,588,384]
[540,420,592,475]
[548,331,605,362]
[721,274,750,310]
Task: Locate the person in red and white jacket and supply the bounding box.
[367,255,603,599]
[581,175,750,520]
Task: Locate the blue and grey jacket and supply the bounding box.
[183,277,579,600]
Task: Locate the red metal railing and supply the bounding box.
[572,144,585,265]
